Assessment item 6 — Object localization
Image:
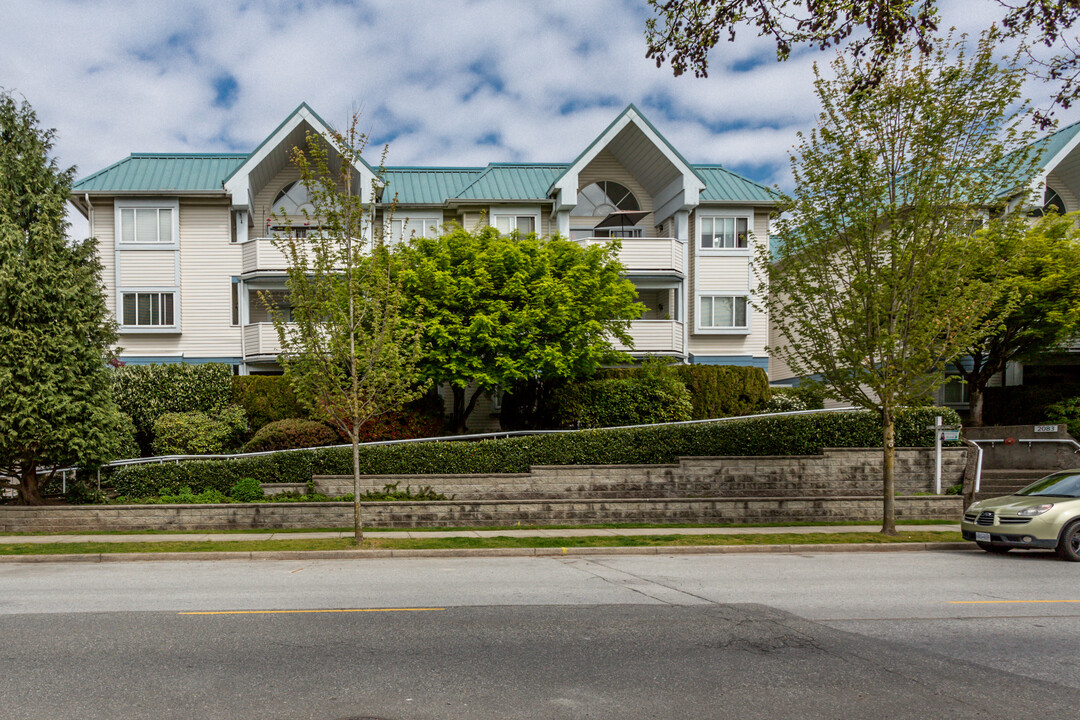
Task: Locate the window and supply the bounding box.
[700,295,748,329]
[700,216,748,249]
[1030,186,1066,217]
[494,215,536,236]
[231,283,239,326]
[575,181,639,216]
[390,217,440,244]
[120,207,173,244]
[272,181,316,216]
[942,377,969,405]
[121,292,176,327]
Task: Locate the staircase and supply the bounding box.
[975,469,1049,502]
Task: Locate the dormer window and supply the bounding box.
[272,181,316,216]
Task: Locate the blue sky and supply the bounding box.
[1,0,1074,236]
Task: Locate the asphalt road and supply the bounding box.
[2,549,1079,719]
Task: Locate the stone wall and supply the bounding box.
[0,496,961,532]
[314,448,969,500]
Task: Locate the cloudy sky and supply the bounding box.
[1,0,1075,236]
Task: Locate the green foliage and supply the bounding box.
[353,409,445,443]
[242,419,339,453]
[151,405,248,455]
[65,481,107,505]
[602,364,772,419]
[228,477,265,503]
[552,370,692,429]
[112,363,233,443]
[0,91,125,504]
[765,391,808,413]
[109,407,958,498]
[111,413,141,461]
[230,375,306,430]
[399,224,643,431]
[1044,397,1080,436]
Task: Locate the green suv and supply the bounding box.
[962,470,1080,561]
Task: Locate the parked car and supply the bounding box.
[962,470,1080,561]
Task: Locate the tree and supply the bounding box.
[645,0,1080,127]
[959,211,1080,425]
[0,90,124,504]
[270,116,425,543]
[399,224,643,433]
[760,34,1039,534]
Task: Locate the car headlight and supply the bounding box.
[1018,504,1054,516]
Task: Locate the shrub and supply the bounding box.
[230,375,306,431]
[110,412,141,461]
[552,369,692,428]
[764,391,808,413]
[771,382,828,411]
[228,477,265,502]
[603,364,771,419]
[242,419,339,453]
[112,363,233,444]
[152,405,249,455]
[354,409,446,443]
[1044,397,1080,436]
[109,406,960,498]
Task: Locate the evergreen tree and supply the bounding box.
[0,90,123,504]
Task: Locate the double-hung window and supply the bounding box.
[494,215,536,236]
[700,295,748,329]
[390,217,440,244]
[121,292,176,328]
[700,216,749,250]
[120,207,174,245]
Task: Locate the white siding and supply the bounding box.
[92,200,116,316]
[571,149,658,236]
[117,250,176,286]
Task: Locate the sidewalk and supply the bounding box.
[0,524,961,545]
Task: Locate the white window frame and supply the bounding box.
[696,293,752,334]
[117,287,180,333]
[940,375,970,406]
[491,206,541,237]
[115,199,180,250]
[387,210,443,245]
[697,209,753,255]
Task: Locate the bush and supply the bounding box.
[603,364,771,419]
[1044,397,1080,435]
[242,419,339,453]
[354,409,446,443]
[109,406,960,498]
[152,405,248,455]
[552,369,692,428]
[112,363,234,445]
[764,391,808,413]
[230,375,306,431]
[109,412,141,461]
[770,382,827,411]
[228,477,265,502]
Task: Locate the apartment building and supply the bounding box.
[69,103,776,376]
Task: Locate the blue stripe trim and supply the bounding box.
[688,355,769,370]
[770,373,824,387]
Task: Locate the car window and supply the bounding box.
[1015,472,1080,498]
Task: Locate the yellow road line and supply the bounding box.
[179,607,445,615]
[949,600,1080,605]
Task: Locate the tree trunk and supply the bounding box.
[352,431,363,545]
[17,464,46,506]
[451,386,467,434]
[968,385,985,427]
[881,407,897,536]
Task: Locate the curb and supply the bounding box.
[0,541,977,564]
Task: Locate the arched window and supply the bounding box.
[272,181,316,216]
[575,181,639,216]
[1031,185,1067,217]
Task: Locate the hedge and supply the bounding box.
[552,374,692,428]
[242,419,339,453]
[110,406,960,498]
[230,375,306,430]
[112,363,233,440]
[602,364,771,419]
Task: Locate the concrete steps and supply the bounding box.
[975,469,1049,501]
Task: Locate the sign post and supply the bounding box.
[926,418,963,494]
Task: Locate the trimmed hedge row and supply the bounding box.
[552,373,692,428]
[110,406,960,498]
[112,363,233,439]
[601,364,771,419]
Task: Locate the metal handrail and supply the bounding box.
[969,437,1080,453]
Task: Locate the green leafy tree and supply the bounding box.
[645,0,1080,127]
[271,116,425,542]
[0,90,124,504]
[959,211,1080,425]
[399,224,643,433]
[759,34,1039,533]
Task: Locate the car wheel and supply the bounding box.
[1056,520,1080,562]
[977,541,1010,554]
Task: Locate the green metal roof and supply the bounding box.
[453,164,568,200]
[695,166,776,203]
[381,167,483,204]
[73,153,247,192]
[1029,118,1080,167]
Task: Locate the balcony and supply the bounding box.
[242,322,282,359]
[241,237,292,274]
[576,237,683,274]
[613,320,685,355]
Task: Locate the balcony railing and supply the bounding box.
[242,322,282,359]
[613,320,685,355]
[241,237,294,274]
[576,237,683,274]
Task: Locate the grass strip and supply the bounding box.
[0,531,963,555]
[0,519,958,537]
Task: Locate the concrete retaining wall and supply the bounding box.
[963,425,1079,470]
[314,448,968,500]
[0,496,962,532]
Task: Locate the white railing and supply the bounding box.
[241,237,294,274]
[577,237,683,273]
[243,322,282,358]
[614,320,685,354]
